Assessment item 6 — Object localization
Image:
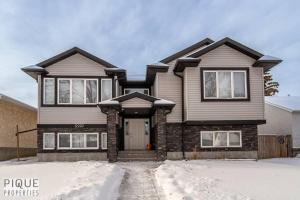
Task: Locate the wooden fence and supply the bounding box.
[258,135,292,159]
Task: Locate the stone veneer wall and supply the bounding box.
[165,123,258,158]
[166,123,182,152]
[37,125,107,153]
[183,124,258,152]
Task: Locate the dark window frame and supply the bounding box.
[200,67,250,102]
[41,75,113,107]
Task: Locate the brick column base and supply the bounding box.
[156,108,167,161]
[107,108,118,162]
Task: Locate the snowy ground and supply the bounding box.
[155,158,300,200]
[0,157,124,200]
[117,162,164,200]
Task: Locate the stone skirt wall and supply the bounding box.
[165,123,258,159]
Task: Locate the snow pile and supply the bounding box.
[0,159,124,200]
[155,159,300,200]
[155,160,250,200]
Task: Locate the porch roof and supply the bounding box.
[98,92,175,116]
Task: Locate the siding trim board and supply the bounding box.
[37,124,107,128]
[200,67,251,102]
[184,120,266,125]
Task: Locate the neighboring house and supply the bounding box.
[22,37,282,162]
[258,96,300,155]
[0,94,37,160]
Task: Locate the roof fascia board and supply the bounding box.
[160,38,214,63]
[189,37,263,60]
[37,47,118,69]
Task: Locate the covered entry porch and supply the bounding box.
[98,92,175,162]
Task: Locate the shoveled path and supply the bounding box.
[117,162,165,200]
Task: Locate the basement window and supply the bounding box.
[43,133,55,149]
[57,133,99,149]
[200,131,242,148]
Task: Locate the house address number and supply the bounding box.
[74,124,85,128]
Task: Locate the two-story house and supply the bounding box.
[22,37,282,162]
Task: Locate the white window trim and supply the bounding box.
[85,79,99,105]
[57,133,99,150]
[57,133,71,149]
[57,78,98,105]
[43,133,55,150]
[200,130,242,148]
[124,88,149,95]
[43,78,55,105]
[115,79,119,97]
[203,70,247,99]
[101,132,108,150]
[101,78,112,101]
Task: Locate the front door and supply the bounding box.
[124,118,150,150]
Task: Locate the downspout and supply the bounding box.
[173,71,186,160]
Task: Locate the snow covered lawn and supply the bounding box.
[0,158,124,200]
[155,158,300,200]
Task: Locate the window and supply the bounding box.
[229,131,242,147]
[124,88,149,95]
[72,133,85,148]
[203,70,247,99]
[57,79,98,104]
[86,80,98,103]
[43,78,55,104]
[43,133,55,149]
[101,79,112,101]
[58,133,71,149]
[87,133,98,148]
[72,80,84,104]
[57,133,99,149]
[201,131,242,148]
[101,132,107,150]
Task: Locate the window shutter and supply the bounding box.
[101,132,108,150]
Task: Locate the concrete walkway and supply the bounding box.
[117,162,165,200]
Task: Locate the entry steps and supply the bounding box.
[117,150,157,161]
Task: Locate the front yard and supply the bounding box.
[155,159,300,200]
[1,158,300,200]
[0,158,124,200]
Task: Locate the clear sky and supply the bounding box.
[0,0,299,107]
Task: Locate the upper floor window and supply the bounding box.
[57,78,98,104]
[43,78,55,104]
[124,88,149,95]
[203,69,248,100]
[101,79,112,101]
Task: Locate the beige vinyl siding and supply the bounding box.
[38,53,110,124]
[292,113,300,147]
[154,44,212,122]
[156,70,182,122]
[46,53,107,76]
[185,45,264,120]
[258,103,292,135]
[39,107,106,124]
[121,97,152,108]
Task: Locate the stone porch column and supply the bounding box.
[107,108,118,162]
[156,108,167,161]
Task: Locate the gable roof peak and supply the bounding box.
[188,37,264,59]
[36,46,119,69]
[160,37,214,63]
